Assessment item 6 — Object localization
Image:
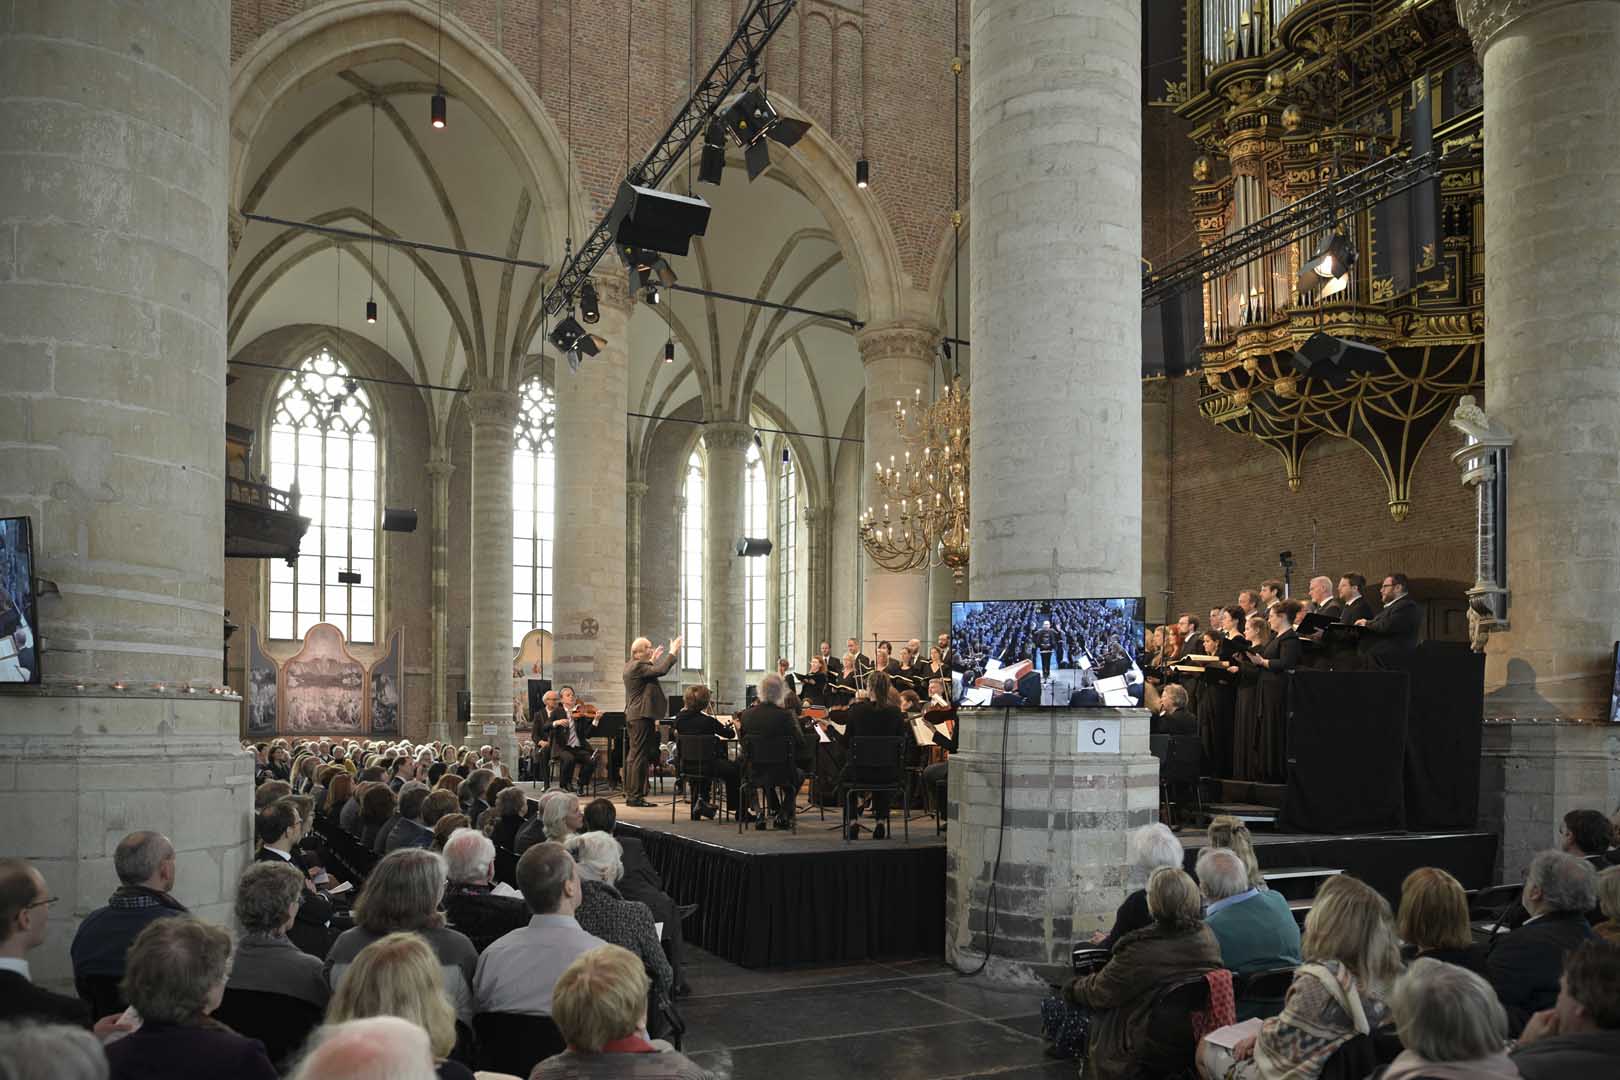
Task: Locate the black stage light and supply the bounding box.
[1289,332,1387,385]
[381,508,418,533]
[609,181,710,257]
[856,158,870,189]
[645,285,661,305]
[549,314,607,373]
[663,340,674,364]
[722,84,812,181]
[698,121,727,186]
[578,280,600,324]
[336,568,362,585]
[735,537,773,557]
[620,244,678,295]
[365,298,378,324]
[781,445,790,464]
[1298,231,1356,294]
[430,90,447,129]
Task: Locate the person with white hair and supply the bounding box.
[738,671,812,831]
[1089,823,1186,949]
[0,1021,107,1080]
[622,634,682,808]
[513,788,569,855]
[1379,958,1515,1080]
[1489,849,1601,1035]
[563,832,674,1012]
[441,828,529,953]
[1196,847,1300,977]
[289,1016,438,1080]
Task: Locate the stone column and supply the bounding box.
[0,1,252,985]
[464,390,519,765]
[703,421,752,708]
[803,505,828,658]
[1479,720,1620,884]
[625,480,648,642]
[1458,0,1620,720]
[426,453,454,742]
[856,324,938,645]
[949,0,1151,981]
[1141,380,1173,623]
[553,278,630,709]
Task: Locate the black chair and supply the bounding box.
[213,987,323,1070]
[673,734,730,823]
[1150,733,1203,826]
[840,736,909,843]
[473,1012,567,1076]
[74,974,124,1019]
[1318,1032,1380,1080]
[1236,965,1296,1019]
[739,735,797,834]
[1137,971,1213,1078]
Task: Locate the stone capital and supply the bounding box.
[703,420,756,453]
[425,456,455,481]
[855,323,939,369]
[1456,0,1618,53]
[625,480,650,499]
[465,388,521,429]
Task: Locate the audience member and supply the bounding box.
[1380,958,1515,1080]
[563,833,674,1009]
[1151,683,1198,736]
[1228,875,1400,1078]
[290,1016,438,1080]
[1488,850,1598,1035]
[1397,867,1487,974]
[474,842,606,1016]
[254,800,333,955]
[1090,823,1184,949]
[1562,810,1615,862]
[325,932,473,1079]
[460,770,495,829]
[227,862,328,1008]
[0,859,89,1025]
[323,849,478,1024]
[318,772,352,823]
[1593,867,1620,944]
[384,784,437,852]
[513,790,566,855]
[531,944,708,1080]
[431,814,469,852]
[254,779,291,811]
[1064,867,1222,1080]
[358,784,398,850]
[1510,939,1620,1080]
[104,917,276,1080]
[1196,847,1301,976]
[489,786,529,854]
[0,1020,107,1080]
[420,789,460,832]
[542,792,584,844]
[441,829,529,953]
[70,833,186,1011]
[580,799,689,995]
[1207,816,1267,890]
[434,774,464,799]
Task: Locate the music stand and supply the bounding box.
[591,711,627,795]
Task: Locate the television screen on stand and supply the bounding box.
[949,597,1145,708]
[0,517,40,686]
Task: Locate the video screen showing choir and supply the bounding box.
[948,598,1145,708]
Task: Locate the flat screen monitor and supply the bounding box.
[0,517,40,685]
[949,597,1144,708]
[1609,641,1620,723]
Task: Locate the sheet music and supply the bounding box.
[910,716,935,747]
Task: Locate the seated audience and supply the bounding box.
[323,848,478,1024]
[1510,939,1620,1080]
[290,1016,439,1080]
[532,944,709,1080]
[383,784,437,853]
[431,814,469,852]
[459,769,495,830]
[434,775,463,800]
[1064,867,1222,1080]
[254,779,292,811]
[0,1020,107,1080]
[1196,847,1301,976]
[71,833,186,1011]
[563,833,674,1009]
[1227,874,1401,1079]
[542,792,584,845]
[1091,822,1184,949]
[488,786,529,854]
[1207,816,1268,890]
[1379,957,1514,1080]
[1151,683,1198,736]
[254,800,333,955]
[0,858,89,1025]
[324,932,474,1079]
[419,789,460,833]
[104,917,276,1080]
[358,784,398,850]
[474,842,606,1016]
[441,829,529,953]
[581,799,690,997]
[227,862,328,1008]
[1397,866,1487,974]
[1594,867,1620,944]
[374,781,423,855]
[1488,850,1598,1035]
[512,791,567,856]
[1562,810,1615,862]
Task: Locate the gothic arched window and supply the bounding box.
[267,348,378,643]
[512,377,557,647]
[680,449,705,672]
[744,441,767,671]
[777,447,798,666]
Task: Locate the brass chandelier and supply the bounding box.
[858,381,971,583]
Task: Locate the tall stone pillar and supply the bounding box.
[1456,0,1620,876]
[1141,380,1173,623]
[464,390,519,766]
[553,278,630,709]
[703,422,752,708]
[856,324,938,645]
[426,453,454,742]
[949,0,1152,981]
[803,505,828,654]
[625,480,648,641]
[1458,0,1620,720]
[0,0,252,985]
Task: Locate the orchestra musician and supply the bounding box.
[549,686,599,794]
[672,685,739,821]
[836,670,907,840]
[919,678,958,823]
[737,673,809,831]
[530,689,560,788]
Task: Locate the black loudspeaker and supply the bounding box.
[609,181,711,256]
[456,690,471,727]
[1141,288,1203,378]
[381,508,418,533]
[745,685,759,708]
[1290,333,1388,385]
[735,537,773,557]
[526,679,552,721]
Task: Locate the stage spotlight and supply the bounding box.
[578,280,600,324]
[365,299,377,324]
[663,340,675,364]
[1298,231,1356,293]
[698,121,727,186]
[430,89,447,130]
[549,314,607,373]
[722,83,812,181]
[620,244,678,295]
[856,158,870,189]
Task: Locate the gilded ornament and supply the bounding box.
[1281,104,1304,132]
[1192,155,1213,182]
[1265,69,1286,92]
[1274,375,1299,398]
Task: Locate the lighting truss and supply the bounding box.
[542,0,798,322]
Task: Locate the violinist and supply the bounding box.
[551,685,599,794]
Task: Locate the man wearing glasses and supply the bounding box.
[1355,573,1423,666]
[0,857,87,1024]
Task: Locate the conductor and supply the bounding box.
[623,634,681,807]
